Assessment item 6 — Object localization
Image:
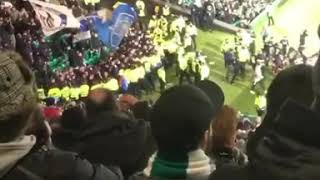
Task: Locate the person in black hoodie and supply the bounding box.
[0,51,122,180]
[210,64,316,180]
[53,88,155,178]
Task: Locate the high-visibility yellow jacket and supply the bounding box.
[238,48,250,63]
[129,69,140,83]
[148,18,158,29]
[70,87,80,100]
[137,66,146,79]
[91,83,104,90]
[162,6,170,16]
[48,87,61,98]
[200,64,210,80]
[178,55,187,71]
[84,0,100,5]
[80,84,90,97]
[104,78,119,91]
[144,62,151,73]
[61,86,71,101]
[157,67,166,82]
[255,95,266,109]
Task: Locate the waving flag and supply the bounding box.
[110,3,137,48]
[92,3,137,50]
[29,0,80,36]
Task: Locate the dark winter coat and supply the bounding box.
[53,111,155,178]
[210,146,247,169]
[210,100,320,180]
[3,147,123,180]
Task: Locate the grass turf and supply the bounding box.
[196,30,271,115]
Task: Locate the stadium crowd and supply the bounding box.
[165,0,274,28]
[1,0,320,180]
[0,48,318,180]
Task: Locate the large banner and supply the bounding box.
[92,3,137,50]
[110,2,137,49]
[29,0,80,36]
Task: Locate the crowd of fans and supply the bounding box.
[166,0,274,28]
[0,48,318,180]
[1,0,320,180]
[0,0,173,101]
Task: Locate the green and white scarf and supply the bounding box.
[144,149,215,180]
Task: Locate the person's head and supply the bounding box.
[85,88,118,118]
[211,105,238,151]
[61,101,87,129]
[150,85,219,153]
[132,101,151,120]
[0,51,37,143]
[246,64,314,155]
[45,97,56,106]
[118,94,138,112]
[263,64,314,128]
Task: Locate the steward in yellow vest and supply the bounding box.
[70,87,80,100]
[148,15,158,30]
[104,78,119,92]
[162,4,170,17]
[80,84,90,97]
[255,93,266,117]
[48,87,61,99]
[61,86,71,101]
[91,83,104,90]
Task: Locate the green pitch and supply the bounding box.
[196,0,320,114]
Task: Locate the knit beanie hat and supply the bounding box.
[150,85,216,152]
[0,51,37,122]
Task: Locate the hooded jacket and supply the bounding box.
[210,100,320,180]
[1,137,122,180]
[53,111,155,178]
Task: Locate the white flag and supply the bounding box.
[28,0,80,36]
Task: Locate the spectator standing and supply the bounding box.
[210,64,315,180]
[209,105,248,169]
[191,0,202,27]
[202,3,215,30]
[185,20,198,50]
[266,4,274,26]
[142,84,224,179]
[299,29,308,48]
[0,51,122,180]
[53,88,155,178]
[136,0,147,30]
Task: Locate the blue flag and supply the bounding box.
[92,3,137,50]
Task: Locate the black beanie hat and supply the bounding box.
[150,85,215,152]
